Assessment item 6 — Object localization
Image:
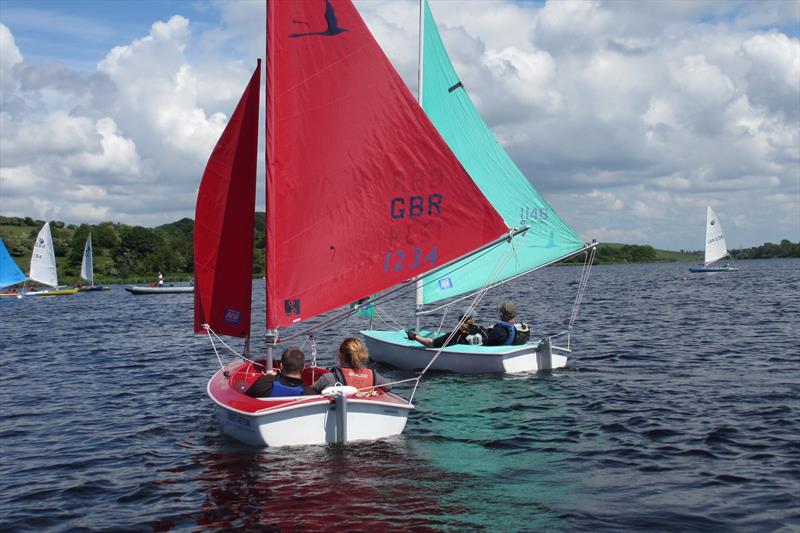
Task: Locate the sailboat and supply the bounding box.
[23,222,79,296]
[362,0,596,374]
[689,206,738,273]
[0,238,27,298]
[197,0,510,447]
[77,234,107,291]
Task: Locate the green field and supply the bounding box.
[600,242,703,262]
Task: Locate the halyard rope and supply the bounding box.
[409,232,519,402]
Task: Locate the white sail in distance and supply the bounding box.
[81,234,93,285]
[29,222,58,287]
[704,206,729,265]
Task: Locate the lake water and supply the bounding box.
[1,259,798,531]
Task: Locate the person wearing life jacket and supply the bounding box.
[407,308,487,348]
[485,300,530,346]
[311,337,392,393]
[245,348,316,398]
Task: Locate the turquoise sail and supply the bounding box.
[419,0,586,304]
[0,238,26,290]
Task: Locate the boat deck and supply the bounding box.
[362,329,539,354]
[208,362,411,415]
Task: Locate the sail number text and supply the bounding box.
[390,195,443,219]
[521,207,548,222]
[384,247,438,272]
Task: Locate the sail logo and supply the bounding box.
[438,277,453,290]
[289,0,347,38]
[710,219,716,226]
[520,207,548,222]
[284,298,301,315]
[224,308,241,325]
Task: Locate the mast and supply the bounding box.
[265,0,275,371]
[414,0,426,331]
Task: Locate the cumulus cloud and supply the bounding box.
[0,1,797,249]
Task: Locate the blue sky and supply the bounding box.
[0,0,798,250]
[0,0,222,70]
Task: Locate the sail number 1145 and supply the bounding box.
[384,247,438,272]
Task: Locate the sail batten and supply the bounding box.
[194,61,261,338]
[418,0,585,304]
[265,0,507,330]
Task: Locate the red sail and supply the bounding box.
[265,0,507,329]
[194,61,261,337]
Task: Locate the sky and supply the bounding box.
[0,0,798,250]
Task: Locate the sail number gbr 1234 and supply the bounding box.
[384,247,438,272]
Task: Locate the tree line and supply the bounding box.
[0,215,266,282]
[1,215,796,282]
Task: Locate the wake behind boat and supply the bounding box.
[125,285,194,294]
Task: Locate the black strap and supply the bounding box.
[448,81,464,93]
[331,366,346,385]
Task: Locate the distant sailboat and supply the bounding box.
[125,285,194,295]
[0,238,27,297]
[362,0,597,373]
[689,206,738,273]
[77,233,107,291]
[26,222,78,296]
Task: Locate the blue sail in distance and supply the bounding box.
[0,238,26,289]
[419,0,586,304]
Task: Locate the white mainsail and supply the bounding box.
[81,234,94,285]
[29,222,58,288]
[704,206,729,265]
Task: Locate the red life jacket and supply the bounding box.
[335,367,375,389]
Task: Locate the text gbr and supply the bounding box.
[385,194,442,272]
[390,194,442,219]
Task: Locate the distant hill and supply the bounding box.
[0,215,795,284]
[592,243,702,264]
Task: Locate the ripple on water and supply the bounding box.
[1,261,799,531]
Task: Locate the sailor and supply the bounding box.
[312,337,392,393]
[407,308,486,348]
[245,348,315,397]
[157,271,164,286]
[485,300,530,346]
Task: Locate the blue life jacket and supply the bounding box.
[494,321,516,345]
[269,375,305,397]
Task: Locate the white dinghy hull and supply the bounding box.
[361,330,567,374]
[125,286,194,294]
[207,367,412,447]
